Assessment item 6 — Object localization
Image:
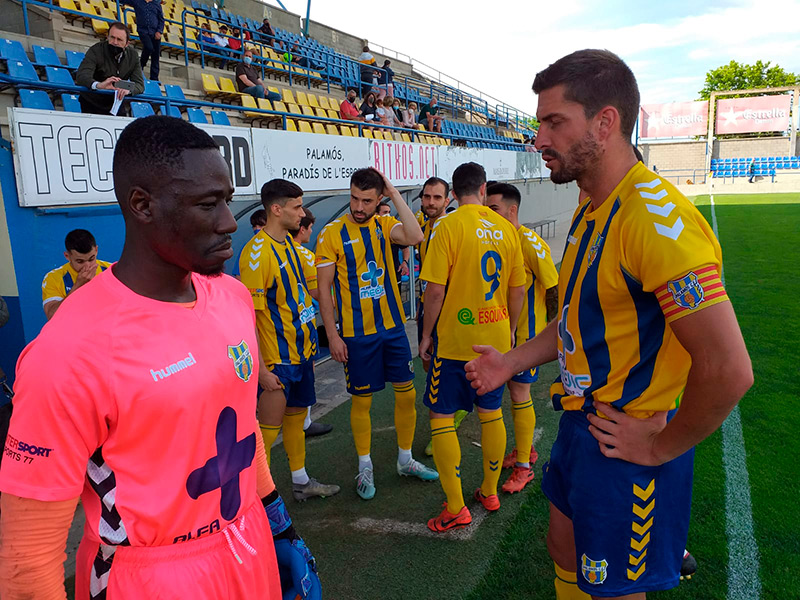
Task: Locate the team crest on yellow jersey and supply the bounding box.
[581,554,608,585]
[587,232,604,268]
[667,272,704,309]
[227,340,253,382]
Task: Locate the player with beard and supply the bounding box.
[316,168,438,501]
[466,50,751,599]
[0,117,319,600]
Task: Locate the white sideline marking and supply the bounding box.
[711,195,762,600]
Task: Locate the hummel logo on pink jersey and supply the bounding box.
[150,353,197,382]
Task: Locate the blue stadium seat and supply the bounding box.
[33,45,62,67]
[211,110,230,126]
[165,84,186,100]
[144,79,163,97]
[65,50,85,70]
[45,66,74,85]
[130,102,156,118]
[161,104,182,118]
[19,89,54,110]
[187,107,208,123]
[61,93,82,113]
[0,38,27,61]
[8,59,39,82]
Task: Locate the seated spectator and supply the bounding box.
[376,59,394,100]
[41,229,111,320]
[212,25,232,68]
[340,89,363,121]
[377,98,401,128]
[228,28,242,54]
[236,49,280,100]
[288,43,303,65]
[76,22,144,115]
[121,0,164,81]
[386,96,403,122]
[360,91,378,123]
[402,101,421,129]
[257,18,275,46]
[281,45,294,64]
[199,24,215,48]
[418,97,444,132]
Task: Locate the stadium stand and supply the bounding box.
[710,156,798,178]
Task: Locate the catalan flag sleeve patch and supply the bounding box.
[656,264,729,323]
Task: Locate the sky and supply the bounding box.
[263,0,800,119]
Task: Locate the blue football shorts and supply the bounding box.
[257,361,316,408]
[422,352,504,414]
[342,325,414,395]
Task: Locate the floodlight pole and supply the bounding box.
[303,0,311,37]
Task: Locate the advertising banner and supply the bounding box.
[639,101,708,138]
[367,138,438,186]
[715,95,792,134]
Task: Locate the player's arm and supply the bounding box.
[0,495,78,600]
[507,285,524,346]
[375,169,423,246]
[466,319,559,395]
[419,281,445,361]
[545,287,558,322]
[589,301,752,466]
[255,328,283,392]
[308,286,319,302]
[317,264,347,362]
[43,299,61,320]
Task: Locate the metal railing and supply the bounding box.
[655,169,708,185]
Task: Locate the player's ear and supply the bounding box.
[63,250,69,262]
[595,105,620,143]
[127,187,155,224]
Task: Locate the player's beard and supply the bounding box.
[422,205,445,219]
[545,132,602,185]
[351,206,377,223]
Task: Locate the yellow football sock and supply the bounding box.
[350,394,373,457]
[282,410,307,472]
[430,417,464,514]
[393,382,416,452]
[512,396,536,464]
[554,562,590,599]
[259,423,281,466]
[479,409,506,497]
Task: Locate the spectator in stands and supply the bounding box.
[281,45,294,64]
[376,59,394,100]
[360,91,378,123]
[358,45,376,66]
[377,98,402,128]
[121,0,164,81]
[236,49,279,101]
[340,89,364,121]
[418,97,444,132]
[748,159,756,183]
[389,97,403,123]
[402,101,420,129]
[258,18,276,46]
[228,28,242,54]
[358,45,378,97]
[212,25,232,68]
[76,22,144,115]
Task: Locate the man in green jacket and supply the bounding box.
[76,21,145,115]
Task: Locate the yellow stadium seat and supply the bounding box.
[312,123,326,135]
[341,126,353,137]
[241,95,262,119]
[401,133,411,143]
[301,106,315,119]
[326,124,340,135]
[362,129,374,139]
[307,94,319,108]
[327,109,339,120]
[444,137,452,145]
[273,101,288,113]
[201,73,223,98]
[296,91,309,106]
[92,18,109,34]
[318,96,330,110]
[286,118,297,132]
[393,132,403,142]
[268,86,280,96]
[219,77,242,99]
[287,103,302,116]
[314,107,327,119]
[328,97,339,110]
[282,89,296,105]
[257,99,273,111]
[371,130,384,140]
[299,121,313,134]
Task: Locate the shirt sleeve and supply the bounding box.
[0,334,112,501]
[528,235,559,289]
[507,233,526,288]
[314,224,338,268]
[41,270,64,306]
[301,250,317,291]
[621,199,728,323]
[239,239,269,312]
[419,220,451,285]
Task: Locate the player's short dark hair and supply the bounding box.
[486,182,521,206]
[108,21,130,41]
[420,176,450,198]
[249,209,267,228]
[113,116,218,202]
[261,179,303,210]
[289,207,316,237]
[452,162,486,198]
[532,49,640,139]
[633,145,644,163]
[65,229,97,253]
[351,168,384,196]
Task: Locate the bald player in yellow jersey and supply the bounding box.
[316,168,437,501]
[467,50,751,599]
[240,179,339,502]
[486,182,559,494]
[420,162,525,532]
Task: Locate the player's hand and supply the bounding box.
[72,263,97,291]
[465,345,513,395]
[329,334,348,363]
[98,76,121,90]
[372,167,398,199]
[155,31,162,40]
[586,402,669,466]
[259,370,283,392]
[418,335,433,362]
[400,262,409,277]
[510,331,516,349]
[115,88,130,101]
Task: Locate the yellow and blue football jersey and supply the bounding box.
[551,162,729,417]
[41,260,111,307]
[315,215,406,338]
[240,231,317,365]
[516,226,559,343]
[420,204,525,361]
[294,242,317,292]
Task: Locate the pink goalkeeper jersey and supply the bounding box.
[0,268,263,548]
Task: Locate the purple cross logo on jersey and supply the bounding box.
[186,407,256,521]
